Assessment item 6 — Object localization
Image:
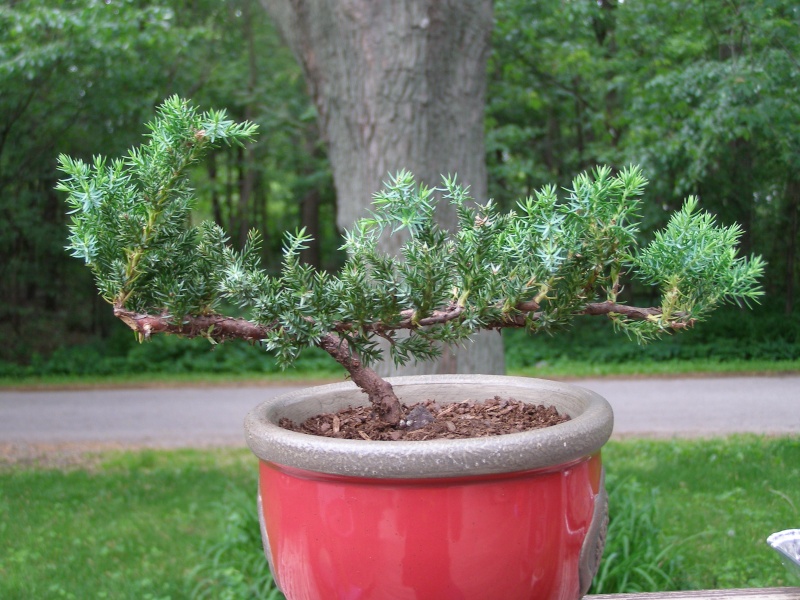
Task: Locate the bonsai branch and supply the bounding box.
[113,304,404,425]
[112,298,694,427]
[113,305,271,341]
[337,305,466,335]
[578,301,695,329]
[333,300,694,334]
[115,300,692,345]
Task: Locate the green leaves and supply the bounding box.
[488,0,796,318]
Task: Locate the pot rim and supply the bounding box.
[244,374,613,479]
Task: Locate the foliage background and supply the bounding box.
[1,0,798,368]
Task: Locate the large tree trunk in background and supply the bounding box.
[299,187,322,268]
[262,0,505,377]
[237,1,260,249]
[785,175,799,315]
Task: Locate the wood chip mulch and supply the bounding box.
[280,396,570,441]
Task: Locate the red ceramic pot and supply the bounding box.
[245,375,613,600]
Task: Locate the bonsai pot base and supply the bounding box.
[245,375,613,600]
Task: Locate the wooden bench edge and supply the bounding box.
[587,587,800,599]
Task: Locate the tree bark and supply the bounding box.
[785,175,799,314]
[238,0,260,248]
[208,154,226,230]
[237,145,257,248]
[261,0,505,376]
[299,187,322,268]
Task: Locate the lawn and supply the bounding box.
[1,437,798,599]
[602,436,800,590]
[0,450,269,600]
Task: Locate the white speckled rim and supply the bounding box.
[767,529,800,574]
[244,375,614,479]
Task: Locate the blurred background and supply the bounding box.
[1,0,798,379]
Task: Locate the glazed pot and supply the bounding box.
[245,375,613,600]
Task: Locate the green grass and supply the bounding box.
[590,475,686,594]
[2,437,797,598]
[502,302,800,378]
[603,436,800,590]
[2,358,797,390]
[0,334,345,386]
[0,369,340,390]
[186,486,283,600]
[510,358,800,379]
[0,449,263,600]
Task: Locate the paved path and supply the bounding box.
[1,376,798,450]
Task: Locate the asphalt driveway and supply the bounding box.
[1,375,797,450]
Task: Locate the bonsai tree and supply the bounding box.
[58,97,764,427]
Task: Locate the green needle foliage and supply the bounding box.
[634,197,766,324]
[58,97,764,374]
[58,96,258,316]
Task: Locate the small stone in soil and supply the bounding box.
[403,404,435,430]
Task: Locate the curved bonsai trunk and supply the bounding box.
[317,334,403,425]
[261,0,506,378]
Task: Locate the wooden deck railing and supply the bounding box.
[589,588,800,599]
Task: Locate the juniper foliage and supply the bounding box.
[58,97,764,371]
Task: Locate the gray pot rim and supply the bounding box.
[244,374,613,479]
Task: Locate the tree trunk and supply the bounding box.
[239,0,260,248]
[208,154,226,230]
[299,187,322,268]
[262,0,505,377]
[785,175,799,315]
[237,145,256,247]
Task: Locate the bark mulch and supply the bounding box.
[280,396,570,441]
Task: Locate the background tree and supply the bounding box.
[261,0,506,376]
[1,0,195,359]
[488,0,799,313]
[614,0,800,313]
[1,0,797,373]
[0,0,332,362]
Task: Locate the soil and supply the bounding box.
[280,396,571,441]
